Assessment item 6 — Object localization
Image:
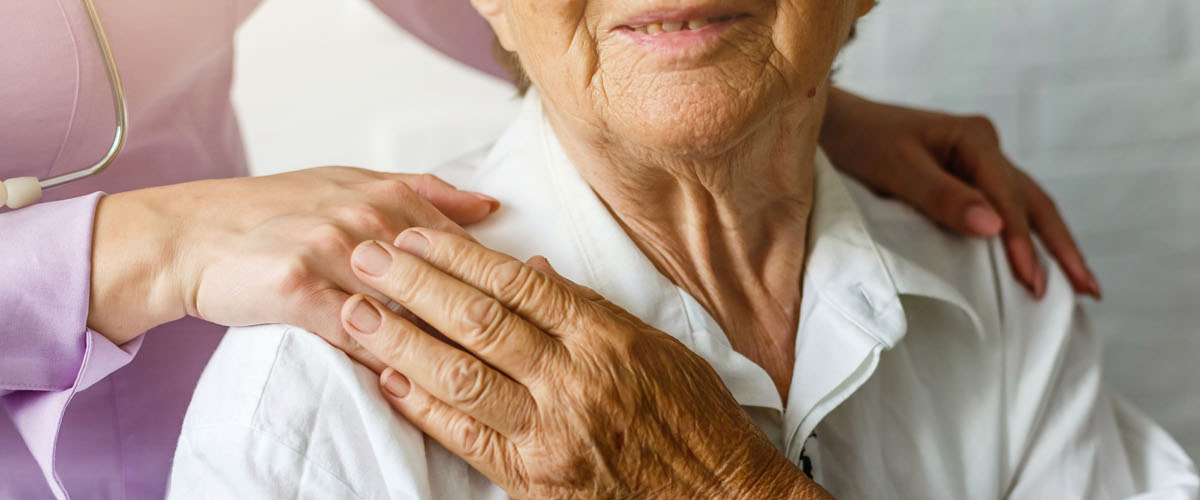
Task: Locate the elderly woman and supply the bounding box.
[168,0,1198,498]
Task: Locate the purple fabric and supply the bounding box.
[0,0,493,498]
[0,193,140,496]
[0,0,255,498]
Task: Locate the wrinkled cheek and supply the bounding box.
[770,3,853,84]
[513,1,598,91]
[593,43,651,90]
[514,0,590,50]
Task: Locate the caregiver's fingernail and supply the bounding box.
[1087,272,1103,300]
[394,230,429,258]
[347,297,381,334]
[471,192,501,214]
[381,368,410,398]
[353,241,392,277]
[964,204,1003,236]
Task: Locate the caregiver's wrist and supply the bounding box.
[88,190,188,345]
[819,86,861,143]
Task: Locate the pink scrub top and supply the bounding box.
[0,1,496,498]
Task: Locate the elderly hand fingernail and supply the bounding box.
[964,204,1003,236]
[353,241,392,277]
[381,368,410,398]
[394,230,429,258]
[347,297,381,334]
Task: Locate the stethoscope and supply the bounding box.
[0,0,127,210]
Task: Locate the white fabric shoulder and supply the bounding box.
[168,324,504,499]
[816,177,1199,499]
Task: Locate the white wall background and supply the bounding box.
[233,0,1200,460]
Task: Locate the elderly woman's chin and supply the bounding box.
[600,80,788,159]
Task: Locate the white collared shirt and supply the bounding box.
[168,95,1199,499]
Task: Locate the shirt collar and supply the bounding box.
[467,93,978,418]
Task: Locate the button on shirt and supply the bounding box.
[168,94,1199,499]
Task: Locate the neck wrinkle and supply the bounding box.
[541,91,828,398]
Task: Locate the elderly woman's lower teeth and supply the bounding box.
[646,23,663,34]
[662,22,683,32]
[688,19,709,29]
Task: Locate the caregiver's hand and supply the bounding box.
[340,229,832,500]
[87,168,497,352]
[821,87,1100,299]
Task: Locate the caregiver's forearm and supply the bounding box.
[89,169,498,348]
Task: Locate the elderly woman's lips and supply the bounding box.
[617,14,744,34]
[615,14,748,54]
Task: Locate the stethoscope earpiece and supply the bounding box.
[6,0,126,211]
[0,178,43,209]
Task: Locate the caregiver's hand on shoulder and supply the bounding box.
[339,229,832,500]
[87,168,498,350]
[821,87,1100,299]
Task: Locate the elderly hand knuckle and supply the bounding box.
[445,359,488,408]
[455,419,488,458]
[387,268,427,305]
[488,260,529,298]
[461,297,508,347]
[370,323,413,363]
[379,340,410,367]
[406,394,436,421]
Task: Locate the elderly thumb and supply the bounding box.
[526,255,561,278]
[526,255,605,301]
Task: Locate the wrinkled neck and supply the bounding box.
[542,90,827,397]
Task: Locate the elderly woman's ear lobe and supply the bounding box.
[470,0,517,51]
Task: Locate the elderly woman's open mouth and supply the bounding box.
[612,8,753,55]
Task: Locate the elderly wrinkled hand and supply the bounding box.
[339,228,831,500]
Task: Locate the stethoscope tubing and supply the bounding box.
[39,0,129,191]
[1,0,128,209]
